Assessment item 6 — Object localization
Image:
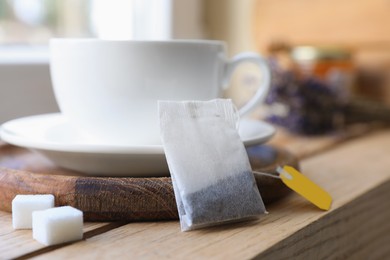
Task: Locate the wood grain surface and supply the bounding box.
[26,130,390,259]
[1,128,389,259]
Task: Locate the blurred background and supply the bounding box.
[0,0,389,134]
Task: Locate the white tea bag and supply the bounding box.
[159,99,266,231]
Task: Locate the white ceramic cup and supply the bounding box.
[50,39,270,146]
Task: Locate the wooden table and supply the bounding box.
[1,126,390,259]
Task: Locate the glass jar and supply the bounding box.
[290,45,355,102]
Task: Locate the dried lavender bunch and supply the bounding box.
[265,59,344,135]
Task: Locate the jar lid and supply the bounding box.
[291,46,352,61]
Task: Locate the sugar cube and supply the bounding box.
[32,206,83,246]
[12,194,55,229]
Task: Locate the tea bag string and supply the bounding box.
[252,166,293,180]
[252,171,281,179]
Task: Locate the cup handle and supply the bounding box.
[224,52,271,116]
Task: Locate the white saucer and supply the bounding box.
[0,113,275,177]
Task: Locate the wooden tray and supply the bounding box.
[0,144,298,221]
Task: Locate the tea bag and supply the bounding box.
[159,99,266,231]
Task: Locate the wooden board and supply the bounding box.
[0,144,298,221]
[24,130,390,259]
[1,128,389,259]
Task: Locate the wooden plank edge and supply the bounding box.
[255,179,390,259]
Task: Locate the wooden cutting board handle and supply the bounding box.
[0,167,177,221]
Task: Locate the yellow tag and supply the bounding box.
[277,165,332,210]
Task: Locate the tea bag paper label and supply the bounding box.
[277,165,332,210]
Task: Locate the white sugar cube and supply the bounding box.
[12,194,55,229]
[32,206,83,246]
